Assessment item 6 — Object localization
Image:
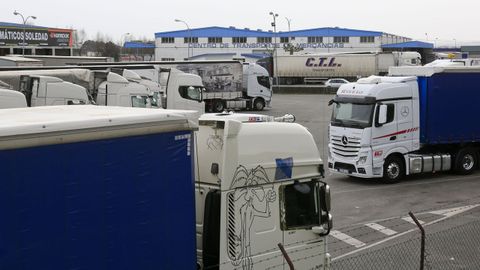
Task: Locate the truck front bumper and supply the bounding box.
[327,160,382,178]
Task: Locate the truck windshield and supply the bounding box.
[150,92,161,108]
[331,102,374,129]
[132,95,154,108]
[257,76,271,89]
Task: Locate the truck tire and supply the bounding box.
[213,100,225,112]
[382,155,405,183]
[454,148,477,175]
[253,98,265,111]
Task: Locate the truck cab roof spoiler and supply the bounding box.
[333,95,376,104]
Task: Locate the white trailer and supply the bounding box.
[272,51,421,85]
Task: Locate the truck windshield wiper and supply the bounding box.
[344,121,366,129]
[331,119,344,126]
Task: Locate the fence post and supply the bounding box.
[278,243,295,270]
[409,211,425,270]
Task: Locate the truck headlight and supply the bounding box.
[357,156,367,165]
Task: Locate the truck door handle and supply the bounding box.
[390,136,397,141]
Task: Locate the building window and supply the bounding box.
[161,37,175,43]
[280,37,289,43]
[208,37,223,43]
[184,37,198,43]
[307,36,323,43]
[161,58,175,61]
[257,37,272,43]
[360,36,375,43]
[333,36,349,43]
[232,37,247,43]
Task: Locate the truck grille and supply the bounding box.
[331,135,361,158]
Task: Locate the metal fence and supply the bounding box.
[331,198,480,270]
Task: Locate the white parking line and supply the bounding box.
[365,223,397,236]
[401,216,425,225]
[330,230,366,248]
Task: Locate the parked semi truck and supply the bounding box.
[260,51,421,85]
[0,69,160,108]
[196,112,331,269]
[0,66,206,114]
[328,66,480,183]
[0,75,90,109]
[74,60,272,112]
[0,106,332,269]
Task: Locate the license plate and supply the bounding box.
[338,168,349,174]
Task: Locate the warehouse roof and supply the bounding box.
[155,26,385,38]
[156,26,272,38]
[382,41,433,49]
[124,41,155,49]
[277,27,383,37]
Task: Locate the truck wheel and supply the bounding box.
[382,156,405,183]
[253,98,265,111]
[454,148,477,175]
[213,100,225,112]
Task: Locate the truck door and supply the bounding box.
[281,180,330,269]
[20,76,42,107]
[220,182,284,270]
[371,102,398,159]
[19,76,36,107]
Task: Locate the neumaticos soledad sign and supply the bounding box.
[0,27,73,47]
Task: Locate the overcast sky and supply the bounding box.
[4,0,479,46]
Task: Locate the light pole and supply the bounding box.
[13,10,37,56]
[285,17,292,32]
[270,12,279,87]
[120,32,131,61]
[175,19,191,59]
[453,38,457,49]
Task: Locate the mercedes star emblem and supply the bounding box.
[342,136,349,145]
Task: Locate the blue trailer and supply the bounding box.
[0,105,197,270]
[418,71,480,144]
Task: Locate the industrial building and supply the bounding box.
[0,22,74,56]
[155,26,432,62]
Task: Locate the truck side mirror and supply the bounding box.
[319,183,331,212]
[377,104,388,126]
[312,182,332,236]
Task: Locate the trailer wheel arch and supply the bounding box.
[453,147,478,175]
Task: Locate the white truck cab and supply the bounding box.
[96,72,159,108]
[328,76,420,182]
[243,63,273,110]
[196,113,332,269]
[161,68,205,118]
[19,75,90,107]
[0,89,27,109]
